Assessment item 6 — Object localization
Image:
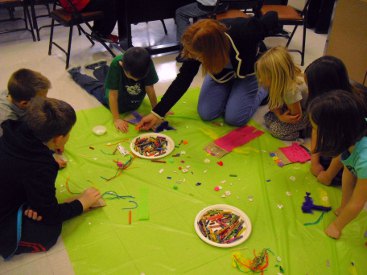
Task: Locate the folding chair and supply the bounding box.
[260,0,311,65]
[0,0,36,41]
[48,0,116,69]
[29,0,53,41]
[211,0,263,20]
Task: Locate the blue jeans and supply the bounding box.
[69,65,109,106]
[176,3,210,41]
[197,74,267,126]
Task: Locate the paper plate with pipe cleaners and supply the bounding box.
[194,204,252,248]
[130,133,175,159]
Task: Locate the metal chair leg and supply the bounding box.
[286,25,298,47]
[24,2,36,41]
[82,23,95,45]
[29,1,40,41]
[100,40,116,58]
[65,26,73,69]
[160,19,167,35]
[300,23,307,66]
[48,18,55,55]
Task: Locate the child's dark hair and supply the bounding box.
[7,69,51,102]
[308,90,367,157]
[122,47,151,79]
[23,97,76,142]
[305,56,357,103]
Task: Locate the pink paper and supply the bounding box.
[279,143,310,163]
[214,125,264,152]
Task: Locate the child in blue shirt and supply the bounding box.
[308,90,367,240]
[305,56,365,186]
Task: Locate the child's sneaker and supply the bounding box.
[103,34,119,44]
[91,32,119,44]
[67,66,81,76]
[85,60,107,70]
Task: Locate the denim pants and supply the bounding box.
[69,65,109,106]
[175,2,228,41]
[197,74,267,126]
[176,3,212,41]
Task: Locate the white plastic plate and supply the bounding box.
[194,204,252,248]
[130,133,175,159]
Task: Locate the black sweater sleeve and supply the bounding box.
[25,165,83,225]
[152,59,201,117]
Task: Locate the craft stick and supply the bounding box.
[151,159,166,163]
[128,210,132,225]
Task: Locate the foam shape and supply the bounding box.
[214,125,264,152]
[279,143,310,163]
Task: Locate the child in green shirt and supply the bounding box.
[68,47,159,132]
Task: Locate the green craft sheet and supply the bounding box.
[56,88,367,274]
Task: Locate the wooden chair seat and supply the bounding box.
[261,5,302,22]
[215,9,250,20]
[50,9,104,26]
[0,0,21,6]
[260,1,311,65]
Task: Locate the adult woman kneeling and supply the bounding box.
[137,15,278,130]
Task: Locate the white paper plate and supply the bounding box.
[130,133,175,159]
[194,204,252,248]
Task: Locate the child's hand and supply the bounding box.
[90,198,106,208]
[317,171,333,185]
[53,154,67,169]
[78,187,102,211]
[278,110,301,123]
[310,161,324,176]
[24,208,43,221]
[114,118,129,133]
[325,222,341,239]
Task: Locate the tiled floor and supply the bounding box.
[0,5,327,274]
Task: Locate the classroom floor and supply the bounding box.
[0,4,333,275]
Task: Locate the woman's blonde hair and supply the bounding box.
[255,47,303,109]
[181,19,230,75]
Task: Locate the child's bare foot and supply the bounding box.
[325,222,341,239]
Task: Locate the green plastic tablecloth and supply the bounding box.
[56,88,367,274]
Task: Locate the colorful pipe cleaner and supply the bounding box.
[100,155,133,181]
[197,209,245,244]
[133,136,168,157]
[232,249,273,274]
